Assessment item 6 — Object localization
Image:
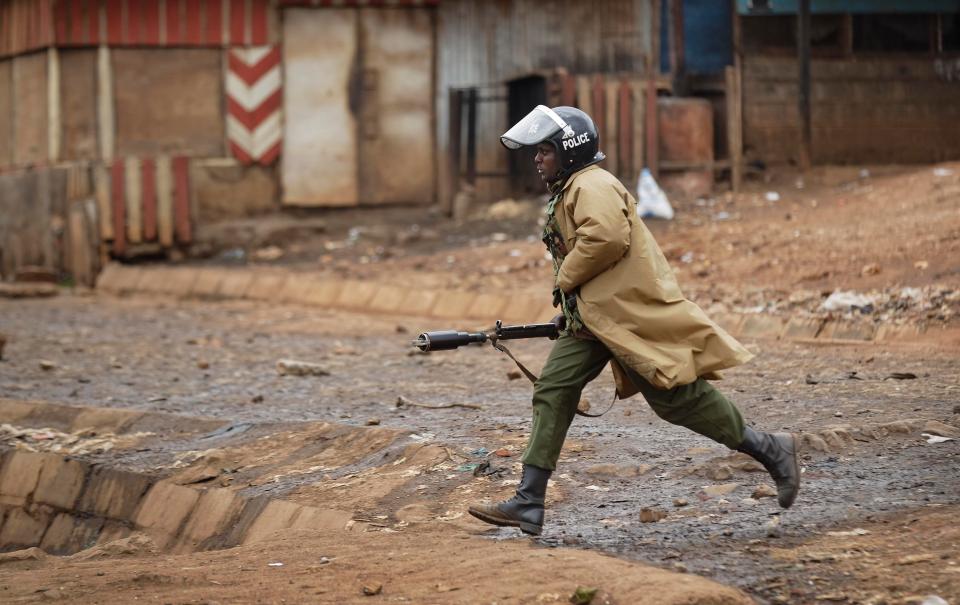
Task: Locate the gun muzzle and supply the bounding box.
[413,330,487,352]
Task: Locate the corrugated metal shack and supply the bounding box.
[1,0,959,287]
[735,0,960,166]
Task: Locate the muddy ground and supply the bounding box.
[0,163,959,604]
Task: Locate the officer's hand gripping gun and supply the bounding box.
[412,320,559,352]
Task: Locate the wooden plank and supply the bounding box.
[97,46,114,162]
[70,0,84,44]
[645,75,658,177]
[725,66,742,191]
[141,0,160,45]
[172,156,191,243]
[617,79,633,184]
[141,158,157,241]
[184,0,202,44]
[105,0,122,45]
[604,79,618,178]
[229,0,245,45]
[630,80,645,182]
[156,156,174,247]
[590,75,605,142]
[166,0,181,45]
[204,0,223,45]
[575,75,592,117]
[111,159,126,255]
[124,157,142,244]
[47,48,60,163]
[251,0,268,45]
[95,163,113,240]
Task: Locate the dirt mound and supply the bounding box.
[69,533,158,561]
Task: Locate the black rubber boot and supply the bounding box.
[468,464,551,535]
[737,426,801,509]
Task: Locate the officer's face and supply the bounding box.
[535,143,558,182]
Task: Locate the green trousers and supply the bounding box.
[522,334,746,471]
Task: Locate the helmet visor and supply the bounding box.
[500,105,572,150]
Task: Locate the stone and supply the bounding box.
[702,483,739,498]
[752,484,777,499]
[176,488,244,552]
[34,455,87,509]
[0,507,51,548]
[673,498,688,507]
[133,482,201,547]
[242,499,303,545]
[363,583,383,596]
[922,420,960,438]
[39,360,56,371]
[0,547,47,564]
[77,468,153,520]
[0,450,46,506]
[276,359,330,377]
[394,503,432,524]
[639,507,667,523]
[584,463,654,478]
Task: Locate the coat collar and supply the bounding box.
[553,165,600,195]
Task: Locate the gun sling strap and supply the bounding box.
[489,338,617,418]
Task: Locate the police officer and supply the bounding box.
[468,106,800,536]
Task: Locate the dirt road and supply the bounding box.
[1,294,958,604]
[1,162,958,603]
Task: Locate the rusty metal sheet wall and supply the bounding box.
[112,48,225,158]
[0,60,12,167]
[12,52,48,167]
[436,0,655,203]
[282,8,359,206]
[359,8,435,205]
[743,55,960,164]
[59,49,98,161]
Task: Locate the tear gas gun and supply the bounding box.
[412,320,559,352]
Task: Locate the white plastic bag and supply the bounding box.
[637,168,674,220]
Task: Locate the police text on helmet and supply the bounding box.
[561,133,591,151]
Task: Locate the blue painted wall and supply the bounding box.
[659,0,733,75]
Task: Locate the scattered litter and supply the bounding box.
[919,596,949,605]
[713,211,731,221]
[922,433,954,444]
[859,168,870,178]
[821,290,877,312]
[933,167,955,177]
[764,191,781,202]
[276,359,330,377]
[637,169,674,220]
[268,562,284,567]
[456,463,479,472]
[494,448,512,457]
[825,528,870,537]
[470,447,490,457]
[680,251,694,264]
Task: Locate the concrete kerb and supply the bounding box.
[94,265,953,347]
[0,450,46,507]
[133,481,202,549]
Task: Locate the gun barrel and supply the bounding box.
[414,330,487,352]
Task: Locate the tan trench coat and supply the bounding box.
[553,165,753,395]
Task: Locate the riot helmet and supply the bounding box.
[501,105,605,182]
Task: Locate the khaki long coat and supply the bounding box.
[552,165,753,395]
